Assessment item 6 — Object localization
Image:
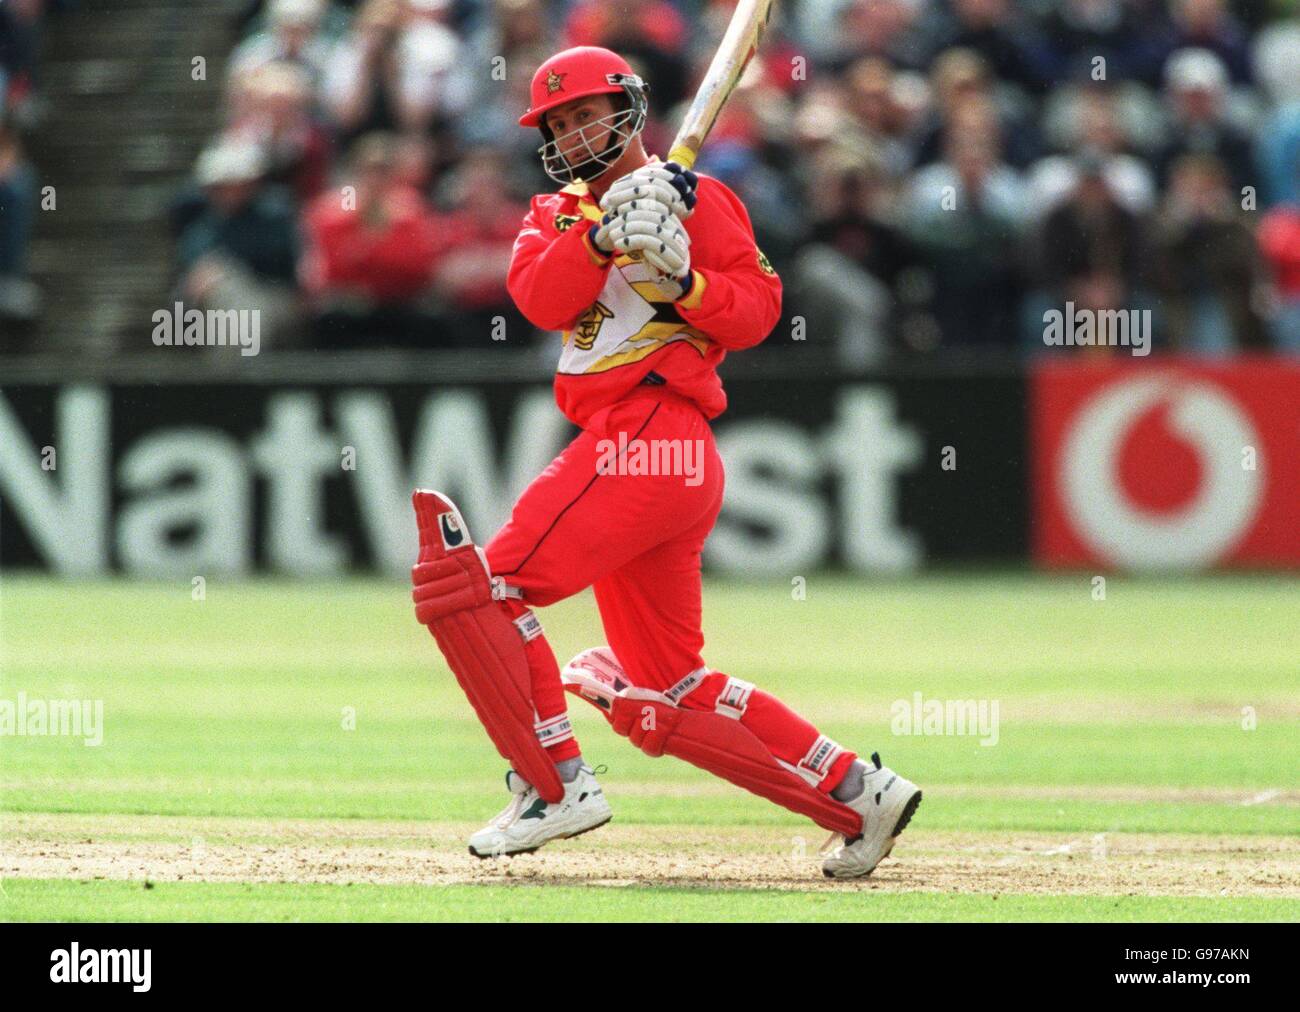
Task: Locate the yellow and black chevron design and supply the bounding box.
[573,301,615,350]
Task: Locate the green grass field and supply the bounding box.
[1,573,1296,921]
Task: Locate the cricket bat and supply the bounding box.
[663,0,776,170]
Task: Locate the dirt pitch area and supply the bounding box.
[4,811,1297,897]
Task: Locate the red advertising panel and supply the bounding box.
[1032,359,1300,571]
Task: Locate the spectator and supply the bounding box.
[228,0,336,89]
[795,141,917,367]
[391,132,435,192]
[921,0,1052,96]
[456,62,546,193]
[820,0,931,76]
[1028,152,1149,354]
[1254,22,1300,208]
[1028,86,1157,216]
[0,0,46,121]
[1155,48,1255,193]
[1040,0,1171,86]
[904,96,1028,350]
[699,135,808,270]
[429,148,531,347]
[225,61,334,201]
[844,58,920,178]
[397,0,473,131]
[322,0,470,144]
[1253,19,1300,105]
[493,0,548,62]
[455,0,550,159]
[564,0,688,111]
[1258,202,1300,352]
[913,47,1041,170]
[301,132,440,346]
[1168,0,1254,84]
[1150,154,1268,352]
[0,0,70,336]
[0,113,38,324]
[176,139,301,343]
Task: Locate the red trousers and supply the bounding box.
[485,385,855,793]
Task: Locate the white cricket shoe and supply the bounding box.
[468,765,612,858]
[821,752,922,879]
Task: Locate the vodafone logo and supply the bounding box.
[1059,377,1263,570]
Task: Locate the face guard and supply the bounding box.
[536,73,648,185]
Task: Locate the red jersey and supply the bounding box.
[1260,206,1300,298]
[302,185,438,303]
[506,166,782,429]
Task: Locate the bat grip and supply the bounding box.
[666,144,698,171]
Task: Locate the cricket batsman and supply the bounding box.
[411,46,921,878]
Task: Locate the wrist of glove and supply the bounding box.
[651,267,695,301]
[588,220,615,256]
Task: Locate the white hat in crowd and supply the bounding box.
[195,138,267,186]
[1164,48,1229,94]
[270,0,324,26]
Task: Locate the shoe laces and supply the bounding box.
[492,790,534,829]
[491,771,536,828]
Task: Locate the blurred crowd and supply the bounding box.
[0,0,67,325]
[105,1,1300,358]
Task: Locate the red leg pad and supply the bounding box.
[563,649,861,836]
[411,489,564,804]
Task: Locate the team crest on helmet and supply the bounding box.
[546,70,567,94]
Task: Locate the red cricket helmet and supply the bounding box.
[520,46,650,184]
[519,46,642,127]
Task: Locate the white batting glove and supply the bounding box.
[635,211,693,298]
[620,219,690,277]
[636,226,690,278]
[600,163,699,221]
[591,197,672,252]
[593,200,692,273]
